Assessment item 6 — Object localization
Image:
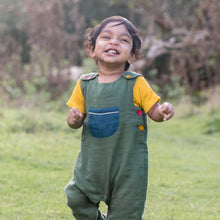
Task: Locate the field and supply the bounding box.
[0,99,219,220]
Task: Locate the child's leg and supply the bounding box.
[64,182,104,220]
[106,175,147,220]
[107,196,145,220]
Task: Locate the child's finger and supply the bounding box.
[163,108,174,121]
[71,107,83,120]
[160,102,170,112]
[163,112,172,121]
[159,103,174,121]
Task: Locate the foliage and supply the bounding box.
[132,0,220,98]
[0,0,220,106]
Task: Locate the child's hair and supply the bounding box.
[84,16,142,71]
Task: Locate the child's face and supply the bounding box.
[90,22,135,69]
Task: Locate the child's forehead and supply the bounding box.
[100,22,130,35]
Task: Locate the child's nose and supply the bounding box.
[109,38,119,45]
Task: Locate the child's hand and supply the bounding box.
[67,107,86,129]
[158,102,174,121]
[148,102,174,122]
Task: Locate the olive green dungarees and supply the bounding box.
[65,72,148,220]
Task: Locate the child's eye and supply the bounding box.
[101,35,110,40]
[120,38,129,43]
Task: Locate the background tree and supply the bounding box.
[0,0,219,105]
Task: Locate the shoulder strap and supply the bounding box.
[122,71,142,79]
[81,71,141,81]
[81,72,98,81]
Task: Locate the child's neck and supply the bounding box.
[97,65,125,83]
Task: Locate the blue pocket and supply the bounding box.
[88,107,119,138]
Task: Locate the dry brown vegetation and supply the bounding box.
[0,0,219,105]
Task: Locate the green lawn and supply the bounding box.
[0,103,219,219]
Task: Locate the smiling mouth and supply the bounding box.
[105,49,119,55]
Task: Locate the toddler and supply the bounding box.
[65,16,174,220]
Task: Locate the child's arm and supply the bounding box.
[148,102,174,122]
[67,107,86,129]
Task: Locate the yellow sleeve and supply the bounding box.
[66,79,86,114]
[133,76,160,113]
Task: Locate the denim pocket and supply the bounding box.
[88,107,119,138]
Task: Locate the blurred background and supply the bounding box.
[0,0,220,110]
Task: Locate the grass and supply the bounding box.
[0,100,219,220]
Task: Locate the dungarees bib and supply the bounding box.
[65,72,148,220]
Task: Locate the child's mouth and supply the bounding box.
[105,49,119,55]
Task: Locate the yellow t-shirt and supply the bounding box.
[66,76,160,114]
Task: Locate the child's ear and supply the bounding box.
[87,44,96,58]
[127,54,136,64]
